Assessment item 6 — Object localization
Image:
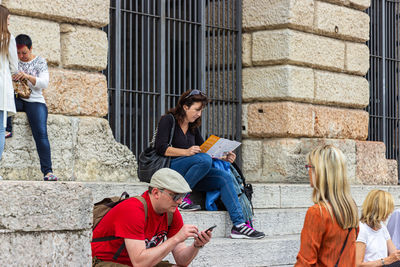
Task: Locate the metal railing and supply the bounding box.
[103,0,242,159]
[366,0,400,180]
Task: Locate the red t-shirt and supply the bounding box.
[91,191,184,266]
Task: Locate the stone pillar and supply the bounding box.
[0,0,137,181]
[241,0,397,184]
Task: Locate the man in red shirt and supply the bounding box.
[92,168,212,266]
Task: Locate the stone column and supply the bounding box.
[1,0,137,181]
[241,0,397,184]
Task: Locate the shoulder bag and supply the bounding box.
[13,78,31,99]
[137,114,175,183]
[335,228,352,267]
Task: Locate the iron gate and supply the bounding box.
[102,0,242,158]
[367,0,400,180]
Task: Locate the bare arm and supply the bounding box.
[172,230,212,266]
[125,224,200,267]
[165,146,201,157]
[356,241,400,267]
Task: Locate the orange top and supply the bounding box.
[295,204,358,267]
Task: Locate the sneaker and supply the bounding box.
[230,223,265,239]
[44,173,58,181]
[5,131,12,138]
[178,195,201,211]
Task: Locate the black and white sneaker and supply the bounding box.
[230,223,265,239]
[178,198,201,211]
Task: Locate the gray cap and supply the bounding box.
[149,168,192,194]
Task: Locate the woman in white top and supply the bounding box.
[7,34,57,181]
[0,5,18,165]
[356,190,400,266]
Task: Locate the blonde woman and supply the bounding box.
[356,190,400,266]
[295,145,359,266]
[0,5,17,165]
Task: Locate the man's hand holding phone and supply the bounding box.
[193,225,216,249]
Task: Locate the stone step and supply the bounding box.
[164,235,299,266]
[179,208,307,238]
[82,181,400,209]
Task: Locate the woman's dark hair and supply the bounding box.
[167,90,209,132]
[16,34,32,49]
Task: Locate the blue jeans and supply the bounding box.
[170,153,245,225]
[7,98,52,175]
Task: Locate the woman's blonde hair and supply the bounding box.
[360,190,394,229]
[307,145,359,229]
[0,5,10,55]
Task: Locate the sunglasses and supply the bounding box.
[184,89,206,99]
[160,189,186,202]
[305,165,314,171]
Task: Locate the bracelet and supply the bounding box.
[381,258,385,265]
[193,243,204,249]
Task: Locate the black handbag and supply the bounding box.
[137,114,175,183]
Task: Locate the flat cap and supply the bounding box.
[149,168,192,194]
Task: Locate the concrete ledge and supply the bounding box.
[165,235,300,266]
[0,230,91,266]
[79,181,400,209]
[2,114,137,181]
[0,181,92,231]
[0,181,92,266]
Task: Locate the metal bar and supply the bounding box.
[146,0,150,142]
[135,0,139,156]
[159,0,166,115]
[183,0,186,91]
[129,2,133,149]
[199,0,206,136]
[172,0,176,107]
[152,0,156,132]
[178,1,182,95]
[382,0,386,146]
[123,0,127,145]
[236,0,243,143]
[115,0,121,141]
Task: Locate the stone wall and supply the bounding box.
[0,181,92,266]
[241,0,397,184]
[1,1,138,181]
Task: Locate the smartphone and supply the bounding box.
[206,225,217,233]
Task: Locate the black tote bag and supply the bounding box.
[137,114,175,183]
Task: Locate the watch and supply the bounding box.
[381,258,385,265]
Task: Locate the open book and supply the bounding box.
[200,135,241,158]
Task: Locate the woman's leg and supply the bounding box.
[5,97,23,134]
[23,102,53,176]
[193,167,245,225]
[169,153,212,188]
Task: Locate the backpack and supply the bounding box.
[230,162,254,226]
[205,160,255,226]
[92,192,173,260]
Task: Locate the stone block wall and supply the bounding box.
[0,181,92,266]
[0,1,138,181]
[241,0,397,184]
